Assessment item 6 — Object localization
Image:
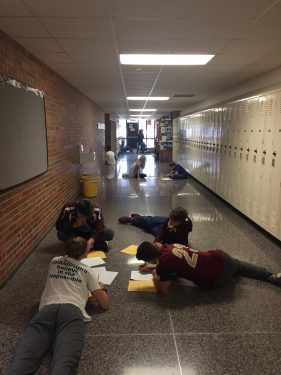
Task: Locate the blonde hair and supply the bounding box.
[138,155,146,168]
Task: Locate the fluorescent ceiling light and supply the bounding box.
[130,114,151,117]
[129,109,157,112]
[120,54,214,65]
[127,97,169,101]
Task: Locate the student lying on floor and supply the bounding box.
[7,237,109,375]
[136,241,281,294]
[118,207,192,246]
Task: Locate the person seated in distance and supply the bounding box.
[56,199,114,252]
[122,155,147,179]
[118,207,192,246]
[167,161,189,179]
[7,237,109,374]
[136,241,281,294]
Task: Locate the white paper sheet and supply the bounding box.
[81,257,105,267]
[131,270,153,281]
[93,267,118,285]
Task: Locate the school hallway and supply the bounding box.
[1,153,281,375]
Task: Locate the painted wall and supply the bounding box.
[0,31,105,286]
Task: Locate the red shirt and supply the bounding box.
[154,217,193,246]
[156,243,224,288]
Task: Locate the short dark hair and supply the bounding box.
[77,199,93,217]
[169,207,188,223]
[169,161,176,167]
[136,241,160,262]
[66,237,87,259]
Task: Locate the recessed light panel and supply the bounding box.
[127,97,169,101]
[120,54,214,65]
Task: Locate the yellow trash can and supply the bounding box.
[80,174,100,197]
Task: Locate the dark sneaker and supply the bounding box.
[118,216,132,224]
[267,273,281,287]
[94,241,109,252]
[131,213,141,218]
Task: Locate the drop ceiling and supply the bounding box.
[1,0,281,119]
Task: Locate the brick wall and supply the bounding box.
[0,31,105,286]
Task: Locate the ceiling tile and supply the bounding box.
[183,0,276,19]
[24,0,108,17]
[177,19,251,39]
[113,19,181,40]
[109,0,187,18]
[220,39,281,54]
[260,2,281,20]
[171,39,230,54]
[116,38,173,54]
[239,21,281,39]
[39,18,112,38]
[0,0,32,16]
[0,17,49,37]
[210,54,264,64]
[33,52,73,63]
[58,38,115,53]
[68,51,117,64]
[14,37,63,52]
[46,62,80,72]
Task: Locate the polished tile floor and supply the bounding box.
[1,153,281,374]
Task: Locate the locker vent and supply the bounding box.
[245,197,251,214]
[259,100,265,116]
[279,96,281,113]
[251,101,258,117]
[270,211,278,230]
[252,200,258,217]
[260,206,268,223]
[238,105,243,119]
[268,98,276,115]
[245,103,249,117]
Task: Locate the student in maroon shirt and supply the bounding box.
[136,242,281,294]
[56,199,114,252]
[118,207,192,246]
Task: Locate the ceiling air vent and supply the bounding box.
[173,94,194,98]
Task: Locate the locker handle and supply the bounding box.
[254,149,257,153]
[234,146,237,150]
[229,146,232,149]
[240,147,243,151]
[247,148,250,152]
[262,150,266,155]
[273,151,276,157]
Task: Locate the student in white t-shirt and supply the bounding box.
[7,237,109,375]
[105,145,116,165]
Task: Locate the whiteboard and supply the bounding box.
[0,84,48,190]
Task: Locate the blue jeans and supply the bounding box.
[131,216,168,236]
[7,304,84,375]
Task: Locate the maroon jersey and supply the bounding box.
[55,201,105,241]
[156,243,224,288]
[154,217,192,246]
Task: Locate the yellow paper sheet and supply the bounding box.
[121,245,138,255]
[87,251,106,259]
[128,280,157,292]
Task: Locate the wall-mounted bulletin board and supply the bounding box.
[0,75,48,190]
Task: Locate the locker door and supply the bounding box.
[240,100,252,217]
[245,97,261,221]
[267,91,281,238]
[258,94,276,230]
[231,102,242,209]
